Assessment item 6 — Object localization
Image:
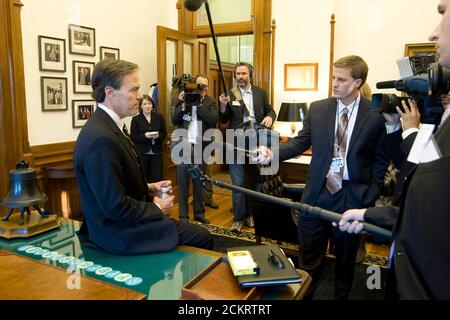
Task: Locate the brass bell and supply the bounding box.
[1,160,49,225]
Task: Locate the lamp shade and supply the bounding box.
[277,103,308,122]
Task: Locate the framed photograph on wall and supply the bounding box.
[68,24,96,56]
[72,100,96,128]
[72,60,95,93]
[100,46,120,60]
[404,42,437,74]
[38,35,66,72]
[41,77,68,111]
[284,63,319,91]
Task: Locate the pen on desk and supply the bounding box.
[268,249,285,268]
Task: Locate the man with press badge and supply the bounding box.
[257,55,388,299]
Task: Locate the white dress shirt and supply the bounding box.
[336,95,360,180]
[239,86,255,119]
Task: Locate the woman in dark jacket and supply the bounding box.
[131,95,167,182]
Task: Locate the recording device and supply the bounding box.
[428,62,450,96]
[371,57,450,124]
[172,73,203,108]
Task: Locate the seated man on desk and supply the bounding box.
[74,59,213,255]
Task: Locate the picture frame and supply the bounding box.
[68,24,96,56]
[100,46,120,60]
[404,42,437,74]
[72,60,95,93]
[38,35,66,72]
[284,63,319,91]
[41,76,68,111]
[72,100,96,128]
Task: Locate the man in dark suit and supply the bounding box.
[338,0,450,299]
[171,75,217,224]
[218,62,276,232]
[258,55,388,299]
[74,59,213,255]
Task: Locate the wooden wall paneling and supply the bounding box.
[253,0,272,93]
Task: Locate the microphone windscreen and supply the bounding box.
[376,80,397,89]
[184,0,204,11]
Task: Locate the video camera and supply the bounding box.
[171,73,204,108]
[371,54,450,124]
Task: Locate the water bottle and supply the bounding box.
[160,187,169,199]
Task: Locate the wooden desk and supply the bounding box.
[0,219,310,300]
[279,156,311,183]
[0,250,145,300]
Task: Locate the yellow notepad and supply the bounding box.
[227,250,260,276]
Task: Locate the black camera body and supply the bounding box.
[172,73,203,108]
[371,62,450,125]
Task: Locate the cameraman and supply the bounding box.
[171,75,217,224]
[337,0,450,299]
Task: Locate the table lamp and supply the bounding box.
[277,102,307,136]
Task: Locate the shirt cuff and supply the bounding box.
[402,127,420,140]
[154,202,162,210]
[385,122,401,134]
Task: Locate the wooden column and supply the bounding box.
[328,14,336,98]
[0,0,32,215]
[270,18,276,106]
[253,0,272,93]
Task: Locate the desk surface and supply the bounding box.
[0,219,218,300]
[0,219,310,300]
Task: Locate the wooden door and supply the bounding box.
[156,26,209,199]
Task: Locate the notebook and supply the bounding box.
[226,244,301,287]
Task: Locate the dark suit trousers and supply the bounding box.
[177,159,206,220]
[298,181,361,300]
[141,153,163,183]
[175,219,214,250]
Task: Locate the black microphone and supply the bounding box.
[376,80,397,89]
[184,0,205,11]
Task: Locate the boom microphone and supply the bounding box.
[184,0,205,11]
[187,165,392,239]
[376,80,396,89]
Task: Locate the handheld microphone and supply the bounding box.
[184,0,205,12]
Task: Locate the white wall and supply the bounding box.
[272,0,334,111]
[334,0,437,94]
[22,0,441,145]
[21,0,178,146]
[272,0,440,114]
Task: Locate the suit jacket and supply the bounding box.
[279,97,388,208]
[365,119,450,299]
[171,95,218,147]
[73,108,178,255]
[218,85,276,129]
[383,130,418,204]
[130,111,167,154]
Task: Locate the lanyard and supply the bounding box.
[336,99,357,151]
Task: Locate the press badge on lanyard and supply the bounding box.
[182,114,192,122]
[330,157,344,173]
